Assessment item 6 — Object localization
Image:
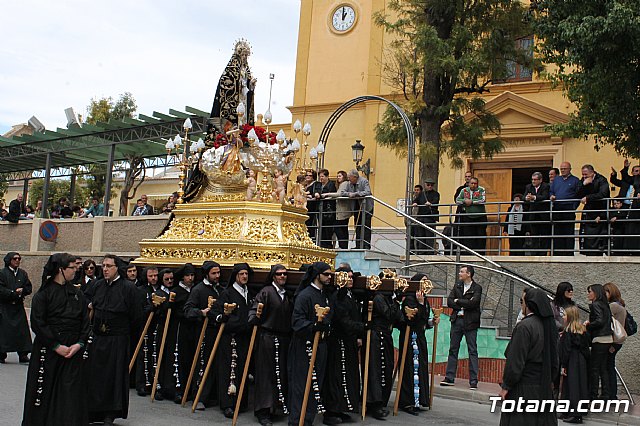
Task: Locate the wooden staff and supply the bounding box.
[361,300,374,421]
[151,292,176,402]
[232,302,264,426]
[299,304,331,426]
[191,302,237,413]
[181,296,216,407]
[130,293,166,374]
[393,306,418,416]
[429,308,443,409]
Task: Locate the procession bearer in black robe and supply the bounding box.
[183,261,224,409]
[0,251,33,364]
[212,263,254,418]
[135,266,160,397]
[397,273,439,415]
[85,254,142,426]
[22,253,90,426]
[152,268,176,401]
[322,266,365,425]
[249,264,294,426]
[288,262,333,426]
[365,287,403,420]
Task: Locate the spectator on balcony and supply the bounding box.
[344,169,373,249]
[6,193,27,223]
[322,170,352,249]
[79,197,104,218]
[452,171,472,240]
[455,177,487,254]
[548,167,560,184]
[33,200,46,218]
[602,197,629,255]
[312,169,337,249]
[523,172,550,255]
[609,160,639,205]
[410,184,429,254]
[132,199,147,216]
[140,194,154,215]
[24,205,34,219]
[577,165,610,255]
[423,179,440,254]
[502,193,525,256]
[550,162,581,256]
[304,170,323,243]
[51,197,73,219]
[161,194,177,214]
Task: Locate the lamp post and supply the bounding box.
[351,139,371,179]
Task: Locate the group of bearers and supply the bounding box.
[20,254,441,426]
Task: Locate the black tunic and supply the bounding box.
[559,331,589,414]
[135,284,162,392]
[249,284,293,414]
[183,280,223,403]
[0,266,33,354]
[365,293,402,409]
[500,314,557,426]
[322,288,364,414]
[22,282,90,426]
[287,285,332,426]
[397,295,431,409]
[84,277,142,422]
[210,284,252,411]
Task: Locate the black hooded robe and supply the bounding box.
[0,253,33,356]
[287,284,332,426]
[397,294,432,409]
[183,278,223,404]
[22,282,90,426]
[322,287,364,414]
[365,292,402,411]
[250,283,294,415]
[84,276,142,422]
[135,282,162,393]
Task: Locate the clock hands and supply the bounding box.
[342,6,346,21]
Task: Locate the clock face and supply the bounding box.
[331,5,356,33]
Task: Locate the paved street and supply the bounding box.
[1,351,635,425]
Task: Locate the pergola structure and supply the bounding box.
[0,106,210,216]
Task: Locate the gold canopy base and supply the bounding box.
[134,201,335,269]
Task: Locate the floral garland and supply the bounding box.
[34,346,46,406]
[306,340,325,414]
[274,336,288,414]
[228,337,238,395]
[210,124,278,149]
[339,338,353,411]
[412,332,420,407]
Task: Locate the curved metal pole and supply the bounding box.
[317,96,415,264]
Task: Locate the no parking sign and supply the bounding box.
[39,220,59,242]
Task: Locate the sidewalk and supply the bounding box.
[431,374,640,425]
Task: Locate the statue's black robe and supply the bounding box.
[397,294,431,409]
[500,314,558,426]
[249,284,293,414]
[84,277,142,423]
[183,280,223,403]
[0,266,33,354]
[22,282,90,426]
[365,293,402,410]
[210,285,252,411]
[287,285,332,426]
[322,288,364,414]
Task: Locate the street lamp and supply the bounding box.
[351,139,371,179]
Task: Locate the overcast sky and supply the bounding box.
[0,0,300,135]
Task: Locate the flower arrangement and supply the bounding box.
[240,124,278,145]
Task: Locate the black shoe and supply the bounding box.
[323,416,342,425]
[259,418,273,426]
[380,408,389,417]
[338,413,353,423]
[174,394,183,404]
[103,417,115,426]
[19,356,30,364]
[153,391,164,401]
[440,379,454,386]
[402,406,419,416]
[224,408,234,419]
[136,388,147,397]
[371,409,386,421]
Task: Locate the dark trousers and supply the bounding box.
[507,229,525,255]
[333,218,349,249]
[552,211,576,256]
[444,317,478,385]
[0,351,29,360]
[306,212,318,244]
[460,215,487,255]
[411,223,426,254]
[580,221,605,256]
[589,342,611,400]
[607,343,622,399]
[354,209,372,249]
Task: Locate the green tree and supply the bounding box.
[85,92,138,200]
[29,178,91,212]
[0,174,8,207]
[374,0,538,183]
[533,0,640,157]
